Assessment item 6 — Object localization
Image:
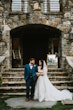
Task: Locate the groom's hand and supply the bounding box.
[36,72,40,76]
[36,72,44,76]
[40,73,44,76]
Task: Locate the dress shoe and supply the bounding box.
[25,98,30,102]
[30,98,35,101]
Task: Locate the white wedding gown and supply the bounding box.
[34,66,72,102]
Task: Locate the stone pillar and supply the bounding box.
[2,25,11,69]
[61,32,66,68]
[5,31,12,69]
[6,31,12,69]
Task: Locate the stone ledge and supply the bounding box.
[61,100,73,105]
[66,56,73,68]
[0,56,5,64]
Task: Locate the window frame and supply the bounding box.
[10,0,63,14]
[11,0,24,13]
[49,0,60,12]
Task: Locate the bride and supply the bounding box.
[34,60,72,102]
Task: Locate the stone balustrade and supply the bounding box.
[0,56,6,85]
[65,56,73,80]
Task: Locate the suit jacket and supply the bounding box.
[24,64,38,81]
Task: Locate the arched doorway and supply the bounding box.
[10,24,61,67]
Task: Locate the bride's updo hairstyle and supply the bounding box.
[39,59,43,69]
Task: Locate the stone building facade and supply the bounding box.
[0,0,73,70]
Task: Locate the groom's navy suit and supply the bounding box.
[24,64,38,98]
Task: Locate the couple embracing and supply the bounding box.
[24,58,72,102]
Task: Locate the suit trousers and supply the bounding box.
[26,77,36,98]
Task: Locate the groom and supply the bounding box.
[24,58,38,102]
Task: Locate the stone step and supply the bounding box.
[2,74,24,77]
[3,71,66,74]
[0,86,26,89]
[2,72,67,76]
[5,68,24,71]
[2,80,72,87]
[2,76,70,79]
[55,86,73,90]
[2,79,24,82]
[0,86,73,95]
[2,76,24,79]
[2,80,73,85]
[48,72,68,76]
[2,76,70,82]
[2,81,25,84]
[5,68,63,72]
[1,93,26,95]
[61,100,73,105]
[48,68,64,72]
[0,86,73,90]
[48,76,70,79]
[1,68,73,95]
[52,81,73,84]
[0,89,26,94]
[3,71,24,74]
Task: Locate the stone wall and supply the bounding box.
[65,56,73,80]
[0,0,73,68]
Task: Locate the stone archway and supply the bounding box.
[1,18,72,69]
[10,24,61,67]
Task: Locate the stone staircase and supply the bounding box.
[0,68,73,95]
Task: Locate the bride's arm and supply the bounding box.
[43,67,48,75]
[40,68,47,76]
[36,72,44,76]
[40,72,44,76]
[36,66,47,76]
[36,66,43,76]
[39,67,47,76]
[36,72,40,76]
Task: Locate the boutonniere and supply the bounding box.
[34,64,36,67]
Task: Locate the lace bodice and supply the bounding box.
[38,66,47,76]
[38,66,43,73]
